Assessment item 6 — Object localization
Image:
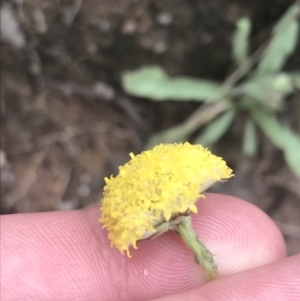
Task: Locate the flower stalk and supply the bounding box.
[175,215,218,280]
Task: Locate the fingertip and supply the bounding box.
[192,194,286,275]
[151,254,300,301]
[88,193,287,300]
[1,194,287,301]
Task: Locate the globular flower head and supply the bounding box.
[100,142,233,256]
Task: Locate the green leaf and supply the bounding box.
[122,66,221,102]
[234,73,294,110]
[256,8,299,75]
[273,73,295,93]
[251,108,300,178]
[290,72,300,89]
[243,119,257,157]
[285,150,300,179]
[194,109,236,146]
[145,125,190,150]
[232,18,251,66]
[274,2,300,33]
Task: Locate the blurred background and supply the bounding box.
[1,0,299,255]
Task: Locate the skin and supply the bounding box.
[1,193,299,301]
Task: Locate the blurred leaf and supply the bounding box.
[273,73,295,93]
[122,66,221,102]
[232,18,251,66]
[256,9,299,75]
[285,149,300,179]
[251,108,300,178]
[243,119,257,157]
[274,2,300,33]
[194,109,236,146]
[235,73,294,110]
[290,72,300,89]
[145,125,190,150]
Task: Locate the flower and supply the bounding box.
[100,142,233,256]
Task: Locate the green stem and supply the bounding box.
[176,215,218,281]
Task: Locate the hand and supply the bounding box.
[1,194,299,301]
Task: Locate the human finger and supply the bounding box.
[1,194,286,301]
[151,253,300,301]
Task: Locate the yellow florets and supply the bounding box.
[100,142,233,256]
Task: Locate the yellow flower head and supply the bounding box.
[100,142,233,256]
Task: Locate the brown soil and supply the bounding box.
[1,0,299,255]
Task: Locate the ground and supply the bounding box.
[1,0,299,255]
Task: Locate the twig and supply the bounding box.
[3,148,49,212]
[116,95,149,136]
[61,0,82,26]
[45,78,115,101]
[56,167,73,202]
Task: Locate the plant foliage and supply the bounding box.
[122,2,300,178]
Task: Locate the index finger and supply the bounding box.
[1,194,286,301]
